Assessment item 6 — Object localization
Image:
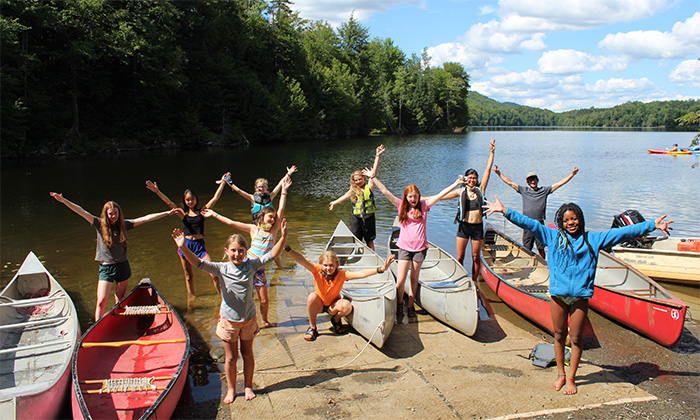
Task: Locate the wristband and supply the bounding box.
[214,213,219,219]
[284,245,291,252]
[376,267,383,274]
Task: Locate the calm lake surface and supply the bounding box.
[2,130,699,404]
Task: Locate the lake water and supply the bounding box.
[2,130,699,405]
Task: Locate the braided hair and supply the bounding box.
[554,203,596,259]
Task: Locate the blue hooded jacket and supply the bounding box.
[504,209,656,299]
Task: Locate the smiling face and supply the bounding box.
[526,176,539,189]
[261,211,276,226]
[224,241,248,265]
[320,259,339,277]
[465,173,478,187]
[106,207,120,224]
[255,180,268,194]
[184,192,197,210]
[562,210,580,235]
[352,174,366,188]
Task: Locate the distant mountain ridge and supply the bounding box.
[467,91,700,129]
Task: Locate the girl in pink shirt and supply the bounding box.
[369,170,465,317]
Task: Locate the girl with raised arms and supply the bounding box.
[367,162,467,317]
[484,195,672,395]
[328,145,385,250]
[171,219,288,403]
[145,173,230,296]
[203,175,292,328]
[49,193,181,320]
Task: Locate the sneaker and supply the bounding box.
[407,306,417,317]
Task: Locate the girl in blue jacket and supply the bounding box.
[485,195,672,395]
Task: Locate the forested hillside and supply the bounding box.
[468,91,700,130]
[1,0,470,157]
[1,0,697,159]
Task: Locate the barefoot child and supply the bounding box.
[284,246,395,341]
[328,145,385,250]
[203,176,292,328]
[371,170,467,318]
[146,173,230,296]
[50,192,181,320]
[171,219,288,403]
[484,195,672,395]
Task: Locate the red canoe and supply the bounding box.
[591,251,687,347]
[480,224,555,333]
[71,279,190,420]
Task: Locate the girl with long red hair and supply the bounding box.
[369,170,466,317]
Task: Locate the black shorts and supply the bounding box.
[98,260,131,283]
[350,214,377,243]
[456,221,484,241]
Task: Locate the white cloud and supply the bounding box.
[291,0,425,26]
[672,12,700,44]
[520,33,547,51]
[599,30,692,59]
[498,0,669,30]
[538,50,590,74]
[479,5,497,15]
[669,59,700,87]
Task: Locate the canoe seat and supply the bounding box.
[99,377,156,393]
[120,305,167,315]
[517,285,549,294]
[425,280,458,289]
[483,245,517,251]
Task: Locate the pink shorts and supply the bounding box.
[216,314,259,342]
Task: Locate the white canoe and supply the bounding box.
[612,238,700,286]
[325,221,396,348]
[0,252,80,420]
[388,218,479,336]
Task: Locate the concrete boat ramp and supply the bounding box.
[205,281,655,419]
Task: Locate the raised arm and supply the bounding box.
[268,219,289,259]
[346,254,396,280]
[49,192,95,223]
[172,228,200,266]
[201,208,254,234]
[551,167,580,192]
[270,165,297,199]
[132,208,181,227]
[364,171,399,207]
[424,177,467,208]
[203,172,231,209]
[367,144,385,190]
[480,139,496,192]
[271,176,292,234]
[492,165,519,192]
[228,180,255,204]
[285,247,315,272]
[145,180,180,212]
[329,189,355,211]
[483,194,508,217]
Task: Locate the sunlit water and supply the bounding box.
[2,130,699,404]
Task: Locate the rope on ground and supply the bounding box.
[242,320,385,375]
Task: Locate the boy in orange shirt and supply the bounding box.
[285,246,394,341]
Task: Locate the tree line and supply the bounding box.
[1,0,469,158]
[1,1,697,159]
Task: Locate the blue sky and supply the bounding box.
[289,0,699,112]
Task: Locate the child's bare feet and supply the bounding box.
[261,321,277,328]
[244,387,256,400]
[551,374,566,391]
[563,376,577,395]
[223,388,236,404]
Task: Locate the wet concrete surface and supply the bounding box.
[171,274,700,420]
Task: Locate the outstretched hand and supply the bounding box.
[145,180,158,192]
[280,218,288,237]
[489,138,496,151]
[201,208,215,218]
[654,215,674,237]
[286,165,298,176]
[483,194,506,216]
[49,192,64,203]
[382,254,396,272]
[376,144,386,157]
[281,174,293,190]
[169,208,185,217]
[361,167,374,179]
[572,167,580,175]
[328,201,336,211]
[492,165,501,175]
[171,228,186,247]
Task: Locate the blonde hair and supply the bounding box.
[222,234,248,259]
[349,170,366,202]
[100,201,126,248]
[254,178,269,190]
[318,251,339,266]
